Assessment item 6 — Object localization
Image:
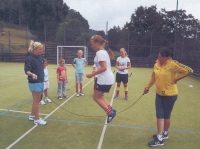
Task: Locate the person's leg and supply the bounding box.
[31,91,42,120]
[44,89,48,98]
[115,73,121,98]
[93,90,109,110]
[62,80,66,97]
[80,74,84,94]
[123,83,128,99]
[57,82,62,98]
[163,95,177,134]
[75,74,79,93]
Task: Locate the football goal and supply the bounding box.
[57,46,88,65]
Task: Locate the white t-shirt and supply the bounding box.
[44,67,48,81]
[116,56,130,74]
[93,64,98,77]
[94,49,114,85]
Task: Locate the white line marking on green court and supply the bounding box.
[0,109,48,116]
[97,83,117,149]
[6,79,93,149]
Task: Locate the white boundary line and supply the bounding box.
[0,109,48,116]
[97,83,117,149]
[6,79,93,149]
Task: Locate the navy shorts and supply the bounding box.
[116,72,128,84]
[96,84,112,93]
[155,94,177,119]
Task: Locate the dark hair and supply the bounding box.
[158,47,173,58]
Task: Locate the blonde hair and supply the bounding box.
[59,58,65,64]
[77,50,83,54]
[28,40,43,52]
[91,35,115,60]
[120,48,128,57]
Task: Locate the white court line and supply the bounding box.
[97,83,117,149]
[0,109,48,116]
[6,79,93,149]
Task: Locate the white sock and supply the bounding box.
[157,134,163,141]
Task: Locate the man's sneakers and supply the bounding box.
[153,133,169,140]
[107,108,116,123]
[34,118,47,126]
[148,137,164,147]
[39,100,46,105]
[29,115,47,126]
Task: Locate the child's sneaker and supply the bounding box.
[107,108,116,123]
[34,118,47,126]
[29,115,35,121]
[39,100,46,105]
[125,96,128,100]
[114,95,119,99]
[80,92,84,96]
[153,133,169,140]
[76,93,79,97]
[63,95,68,98]
[45,98,52,103]
[148,138,164,147]
[58,96,62,100]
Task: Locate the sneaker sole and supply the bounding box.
[34,122,47,126]
[149,143,164,147]
[153,135,169,140]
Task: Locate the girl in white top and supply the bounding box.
[40,58,52,105]
[114,48,131,100]
[86,35,116,123]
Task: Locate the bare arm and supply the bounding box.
[86,61,107,78]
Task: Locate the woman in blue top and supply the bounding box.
[24,40,47,126]
[72,50,88,97]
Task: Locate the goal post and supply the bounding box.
[57,46,88,65]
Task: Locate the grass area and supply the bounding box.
[0,62,200,149]
[0,26,36,52]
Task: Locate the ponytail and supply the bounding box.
[28,40,43,52]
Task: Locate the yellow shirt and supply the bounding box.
[145,58,193,96]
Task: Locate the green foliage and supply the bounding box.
[56,9,90,45]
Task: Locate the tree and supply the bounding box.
[21,0,69,41]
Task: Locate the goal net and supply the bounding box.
[57,46,88,65]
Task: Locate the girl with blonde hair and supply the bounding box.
[24,40,47,125]
[114,48,131,100]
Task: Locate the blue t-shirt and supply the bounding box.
[73,58,86,74]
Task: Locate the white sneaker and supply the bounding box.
[34,118,47,126]
[45,98,52,103]
[39,100,46,105]
[76,93,79,97]
[58,96,62,100]
[29,115,35,121]
[80,92,84,96]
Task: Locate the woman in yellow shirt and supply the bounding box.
[143,47,193,147]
